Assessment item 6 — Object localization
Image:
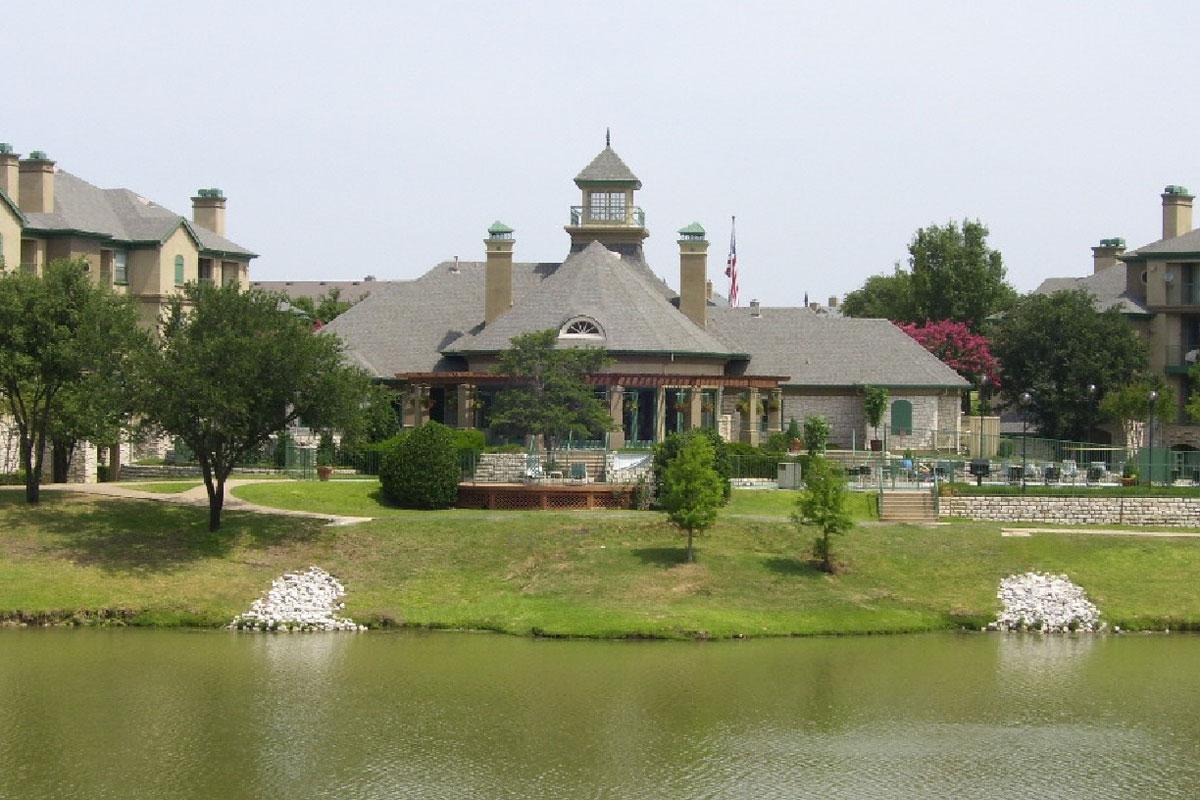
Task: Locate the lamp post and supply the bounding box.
[1019,391,1032,493]
[1146,389,1158,487]
[977,376,990,459]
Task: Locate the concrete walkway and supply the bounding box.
[1002,526,1200,539]
[7,479,373,526]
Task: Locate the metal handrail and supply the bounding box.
[569,205,646,227]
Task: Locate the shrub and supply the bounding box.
[803,415,830,456]
[661,435,724,563]
[379,422,460,508]
[452,428,487,470]
[653,429,731,503]
[764,431,791,453]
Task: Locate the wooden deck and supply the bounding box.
[457,482,638,510]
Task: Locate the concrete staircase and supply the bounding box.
[878,491,937,523]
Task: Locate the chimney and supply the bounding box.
[0,144,18,206]
[827,296,838,308]
[677,222,708,327]
[18,150,54,214]
[484,221,514,324]
[1091,237,1125,274]
[750,299,761,317]
[192,188,226,237]
[1162,185,1193,239]
[809,302,819,311]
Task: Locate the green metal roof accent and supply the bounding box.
[1099,237,1125,248]
[677,222,706,237]
[27,150,49,161]
[196,188,224,198]
[487,220,513,235]
[0,143,12,155]
[1165,185,1192,196]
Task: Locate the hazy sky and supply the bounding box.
[10,2,1200,306]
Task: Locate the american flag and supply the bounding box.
[725,216,739,307]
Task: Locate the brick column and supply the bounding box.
[688,388,703,430]
[456,384,474,429]
[741,388,760,446]
[768,389,783,433]
[654,386,667,443]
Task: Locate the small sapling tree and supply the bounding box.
[803,415,830,457]
[793,455,853,573]
[660,434,724,563]
[863,385,889,450]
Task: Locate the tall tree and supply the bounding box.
[291,286,355,325]
[897,320,1001,389]
[489,329,612,454]
[908,219,1016,328]
[840,220,1015,329]
[993,290,1147,441]
[660,434,724,563]
[839,267,915,321]
[1100,377,1175,458]
[142,282,370,530]
[0,259,149,503]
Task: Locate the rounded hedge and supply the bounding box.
[379,422,460,509]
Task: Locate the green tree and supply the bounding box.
[488,329,612,457]
[653,428,732,504]
[660,434,724,563]
[802,415,830,456]
[908,219,1016,328]
[0,259,149,503]
[290,286,355,325]
[337,382,401,460]
[840,267,915,320]
[1100,377,1175,459]
[792,455,853,573]
[994,290,1148,440]
[863,386,889,444]
[142,282,370,530]
[379,421,459,509]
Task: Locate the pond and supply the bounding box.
[1,630,1197,799]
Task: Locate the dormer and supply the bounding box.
[565,131,649,255]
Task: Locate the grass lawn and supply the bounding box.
[2,487,1199,637]
[123,481,203,494]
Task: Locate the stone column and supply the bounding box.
[741,388,760,446]
[768,389,783,433]
[403,385,423,427]
[608,385,625,449]
[456,384,474,429]
[654,386,667,443]
[688,388,703,430]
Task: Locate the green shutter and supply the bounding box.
[174,255,184,286]
[890,399,913,435]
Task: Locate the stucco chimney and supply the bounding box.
[18,150,54,214]
[1091,237,1125,274]
[828,296,838,308]
[1162,185,1193,239]
[0,144,18,206]
[192,188,226,237]
[705,279,713,302]
[750,299,761,317]
[484,221,514,324]
[677,222,708,328]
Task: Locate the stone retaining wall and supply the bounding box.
[940,495,1200,527]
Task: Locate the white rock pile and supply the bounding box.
[230,567,365,632]
[989,572,1103,633]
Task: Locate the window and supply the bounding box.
[222,261,239,285]
[174,255,185,286]
[559,317,604,339]
[198,258,213,283]
[113,251,127,285]
[891,399,913,436]
[587,191,626,222]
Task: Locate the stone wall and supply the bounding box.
[778,390,961,452]
[940,495,1200,527]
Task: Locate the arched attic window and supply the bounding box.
[559,316,605,340]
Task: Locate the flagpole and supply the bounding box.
[725,215,738,308]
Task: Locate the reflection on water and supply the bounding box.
[0,630,1197,799]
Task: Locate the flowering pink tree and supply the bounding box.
[897,320,1001,389]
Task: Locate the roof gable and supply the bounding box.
[1122,227,1200,260]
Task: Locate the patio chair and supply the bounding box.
[524,454,544,482]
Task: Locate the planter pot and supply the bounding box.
[1120,477,1137,487]
[317,465,334,482]
[788,438,804,453]
[870,440,883,452]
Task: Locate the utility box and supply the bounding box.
[777,462,803,490]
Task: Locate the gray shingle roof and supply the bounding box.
[252,279,392,304]
[1034,264,1148,315]
[21,170,256,257]
[1121,227,1200,259]
[322,259,559,377]
[445,241,736,358]
[575,147,641,188]
[707,307,970,388]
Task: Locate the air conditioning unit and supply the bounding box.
[777,462,803,490]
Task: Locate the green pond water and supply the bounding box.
[1,630,1198,799]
